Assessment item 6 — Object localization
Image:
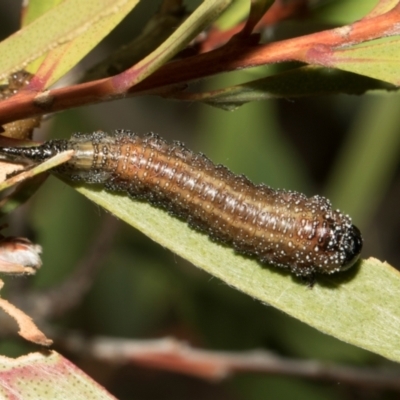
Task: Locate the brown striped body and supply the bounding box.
[0,130,363,277]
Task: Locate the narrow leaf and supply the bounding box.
[71,185,400,363]
[0,150,73,193]
[171,66,397,110]
[310,37,400,86]
[365,0,399,18]
[22,0,63,27]
[111,0,232,91]
[0,0,137,80]
[32,0,139,88]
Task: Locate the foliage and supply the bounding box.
[0,0,399,398]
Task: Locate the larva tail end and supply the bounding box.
[0,140,68,165]
[0,146,37,164]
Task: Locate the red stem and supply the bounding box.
[0,5,398,126]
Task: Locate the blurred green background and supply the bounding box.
[1,0,399,399]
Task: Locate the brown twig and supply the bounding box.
[0,5,399,125]
[56,334,400,391]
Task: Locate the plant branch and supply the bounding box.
[56,334,400,391]
[200,0,309,52]
[0,5,398,125]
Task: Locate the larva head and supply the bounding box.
[334,222,363,271]
[318,210,363,274]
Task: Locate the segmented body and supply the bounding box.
[0,130,363,277]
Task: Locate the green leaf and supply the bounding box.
[32,0,140,87]
[21,0,64,26]
[365,0,400,18]
[113,0,233,90]
[0,0,139,81]
[73,184,400,363]
[0,150,73,193]
[0,150,73,217]
[329,37,400,85]
[178,66,397,110]
[215,0,249,30]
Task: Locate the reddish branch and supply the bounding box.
[200,0,309,52]
[0,4,398,125]
[56,335,400,391]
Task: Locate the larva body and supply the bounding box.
[0,130,362,277]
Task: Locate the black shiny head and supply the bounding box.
[340,224,363,271]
